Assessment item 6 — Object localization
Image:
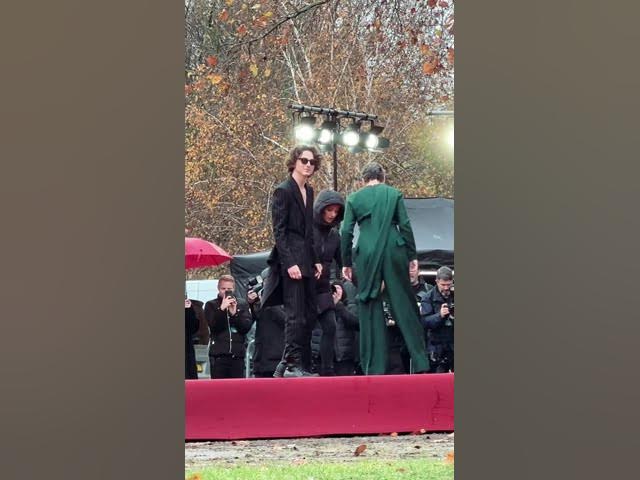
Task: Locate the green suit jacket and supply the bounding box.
[340,184,417,303]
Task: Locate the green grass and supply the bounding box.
[186,458,453,480]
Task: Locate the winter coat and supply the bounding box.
[185,304,199,379]
[312,190,345,313]
[419,287,454,355]
[252,303,286,375]
[261,176,320,308]
[204,295,253,357]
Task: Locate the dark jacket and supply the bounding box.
[185,303,199,379]
[204,296,253,357]
[190,299,209,345]
[313,189,345,313]
[262,176,320,307]
[252,303,286,375]
[419,287,454,355]
[311,285,360,363]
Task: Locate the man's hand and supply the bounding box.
[227,297,238,316]
[342,266,352,282]
[287,264,302,280]
[247,290,259,305]
[332,287,342,305]
[314,263,323,280]
[440,303,450,318]
[220,295,237,314]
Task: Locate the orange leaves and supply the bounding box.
[445,451,455,464]
[218,9,229,22]
[186,474,202,480]
[423,60,439,75]
[205,56,218,68]
[237,24,248,36]
[447,48,454,64]
[253,11,274,28]
[427,0,437,7]
[354,444,367,456]
[208,74,224,85]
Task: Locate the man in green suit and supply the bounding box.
[340,162,429,375]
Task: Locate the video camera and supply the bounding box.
[247,275,264,294]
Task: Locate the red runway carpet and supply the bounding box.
[185,373,454,440]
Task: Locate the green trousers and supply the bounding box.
[357,249,430,375]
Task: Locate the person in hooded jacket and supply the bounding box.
[310,189,346,376]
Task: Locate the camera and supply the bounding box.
[247,275,263,294]
[224,291,235,300]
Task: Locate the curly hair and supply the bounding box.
[286,145,322,173]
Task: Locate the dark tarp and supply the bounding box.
[230,197,453,297]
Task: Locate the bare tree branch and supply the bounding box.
[219,0,331,48]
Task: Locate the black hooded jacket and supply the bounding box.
[313,189,345,313]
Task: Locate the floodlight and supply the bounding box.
[317,120,336,144]
[340,123,360,147]
[294,116,317,143]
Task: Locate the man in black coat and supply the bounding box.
[261,146,323,378]
[419,266,455,373]
[204,275,254,378]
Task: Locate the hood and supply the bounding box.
[313,189,345,227]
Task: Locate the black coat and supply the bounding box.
[419,287,454,355]
[252,303,286,375]
[262,176,320,308]
[204,296,253,357]
[185,304,199,379]
[313,189,345,313]
[311,300,359,363]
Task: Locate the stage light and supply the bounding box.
[294,116,317,143]
[341,123,360,147]
[364,124,384,149]
[317,120,336,145]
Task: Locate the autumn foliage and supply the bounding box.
[185,0,454,270]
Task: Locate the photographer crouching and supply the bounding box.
[204,275,253,379]
[419,266,455,373]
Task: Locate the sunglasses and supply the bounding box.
[298,157,318,166]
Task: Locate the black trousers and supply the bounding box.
[210,355,244,379]
[317,308,337,375]
[281,274,317,369]
[335,359,356,376]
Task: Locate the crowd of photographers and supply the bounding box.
[185,265,454,379]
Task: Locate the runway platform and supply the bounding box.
[185,373,454,440]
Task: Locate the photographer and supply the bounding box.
[204,275,253,379]
[419,266,455,373]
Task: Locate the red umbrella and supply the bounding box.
[185,237,232,270]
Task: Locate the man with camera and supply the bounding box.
[204,275,253,379]
[419,266,455,373]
